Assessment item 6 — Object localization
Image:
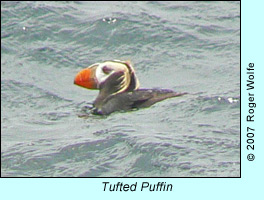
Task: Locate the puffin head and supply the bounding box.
[74,60,140,94]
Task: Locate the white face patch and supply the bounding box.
[95,61,129,85]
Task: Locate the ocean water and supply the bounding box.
[1,1,240,177]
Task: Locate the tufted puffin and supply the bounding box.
[74,60,187,115]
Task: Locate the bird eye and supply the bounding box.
[102,66,112,74]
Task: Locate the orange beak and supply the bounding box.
[74,66,98,89]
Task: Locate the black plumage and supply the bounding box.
[93,71,187,115]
